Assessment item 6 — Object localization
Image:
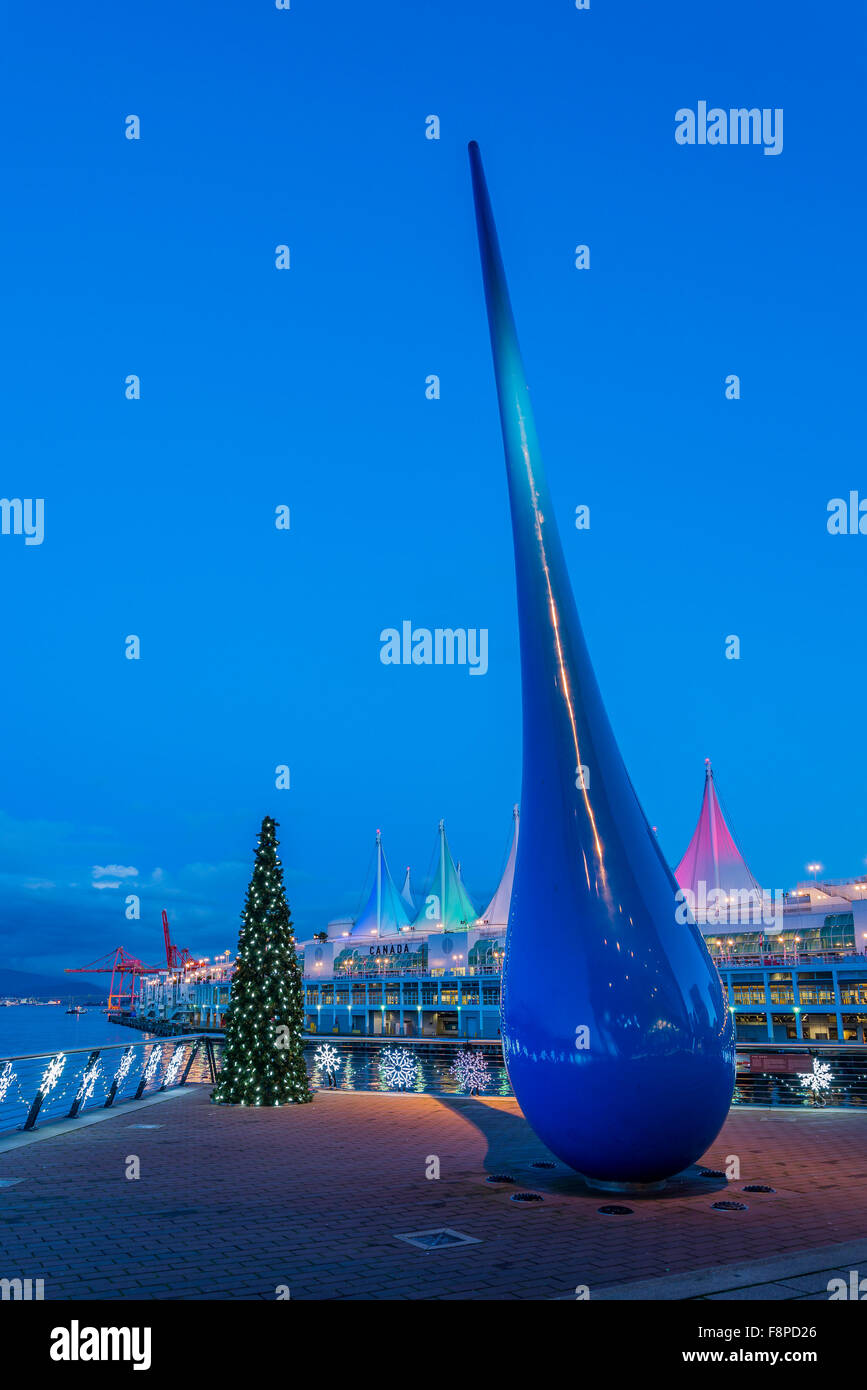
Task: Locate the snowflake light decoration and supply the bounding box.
[379,1047,418,1091]
[449,1050,490,1093]
[314,1044,341,1074]
[142,1045,163,1084]
[112,1048,135,1090]
[39,1053,66,1097]
[163,1046,186,1089]
[75,1060,102,1109]
[800,1059,833,1094]
[0,1062,17,1105]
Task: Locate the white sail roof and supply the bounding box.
[351,831,412,936]
[400,866,414,911]
[479,805,519,927]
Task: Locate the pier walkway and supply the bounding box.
[1,1089,865,1300]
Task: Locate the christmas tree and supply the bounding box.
[213,815,312,1106]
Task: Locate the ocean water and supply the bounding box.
[0,1004,155,1059]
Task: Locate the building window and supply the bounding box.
[305,987,319,1005]
[769,986,794,1005]
[321,985,333,1005]
[441,987,458,1005]
[733,1013,768,1040]
[842,1014,867,1040]
[336,989,349,1006]
[422,986,438,1006]
[461,984,479,1005]
[732,985,767,1006]
[403,984,418,1004]
[840,984,867,1005]
[797,987,836,1006]
[801,1013,838,1041]
[771,1013,797,1039]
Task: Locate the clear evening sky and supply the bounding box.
[0,0,863,975]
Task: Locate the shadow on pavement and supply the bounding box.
[431,1093,730,1200]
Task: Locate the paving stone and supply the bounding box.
[0,1088,865,1300]
[701,1283,804,1300]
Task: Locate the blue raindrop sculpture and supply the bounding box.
[468,142,735,1189]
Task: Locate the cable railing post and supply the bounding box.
[23,1052,65,1131]
[179,1037,201,1086]
[133,1043,162,1100]
[104,1045,135,1108]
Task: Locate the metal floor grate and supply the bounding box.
[394,1227,481,1250]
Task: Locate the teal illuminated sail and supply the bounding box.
[412,820,478,930]
[351,830,412,936]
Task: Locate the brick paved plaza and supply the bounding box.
[1,1088,866,1300]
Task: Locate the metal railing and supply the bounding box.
[0,1034,221,1138]
[711,950,866,968]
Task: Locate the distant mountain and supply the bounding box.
[0,968,107,1000]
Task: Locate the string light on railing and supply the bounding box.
[75,1060,102,1108]
[38,1053,66,1097]
[163,1046,186,1088]
[0,1061,17,1105]
[142,1046,163,1084]
[112,1049,135,1089]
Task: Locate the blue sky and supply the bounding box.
[0,0,864,975]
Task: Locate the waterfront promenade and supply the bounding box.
[1,1089,866,1300]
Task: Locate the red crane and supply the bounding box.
[162,910,192,970]
[64,946,163,1012]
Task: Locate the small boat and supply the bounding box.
[65,999,87,1015]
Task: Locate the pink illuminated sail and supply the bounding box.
[675,761,761,899]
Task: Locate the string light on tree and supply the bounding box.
[379,1047,418,1091]
[212,816,312,1107]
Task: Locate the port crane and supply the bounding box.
[64,946,163,1012]
[162,910,192,970]
[65,911,193,1012]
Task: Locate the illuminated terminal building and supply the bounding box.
[295,813,517,1041]
[675,762,867,1043]
[136,770,867,1045]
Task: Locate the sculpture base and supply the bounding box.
[581,1176,667,1195]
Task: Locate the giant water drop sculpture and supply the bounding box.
[468,142,735,1189]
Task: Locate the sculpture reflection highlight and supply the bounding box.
[468,142,735,1188]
